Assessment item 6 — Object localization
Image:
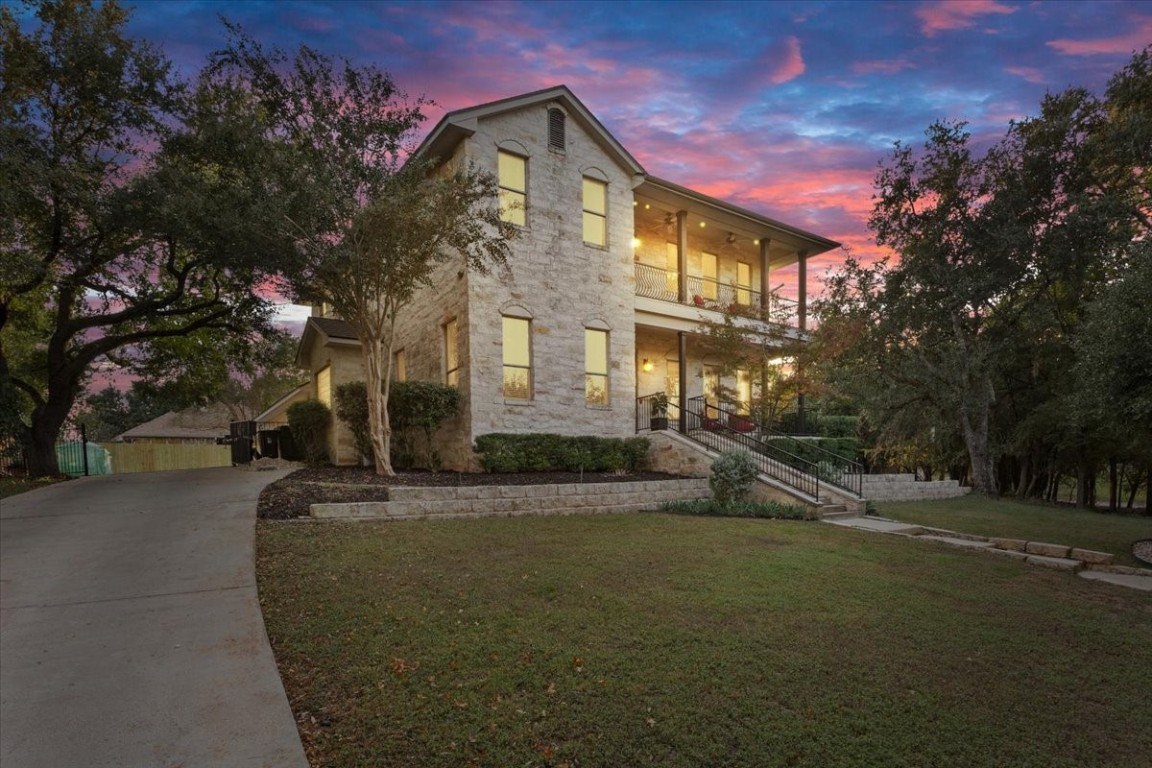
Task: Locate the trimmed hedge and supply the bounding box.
[662,498,809,520]
[474,433,650,473]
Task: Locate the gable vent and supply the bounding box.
[548,108,566,151]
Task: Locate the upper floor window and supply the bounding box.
[444,319,459,387]
[585,328,609,406]
[498,150,527,226]
[502,316,532,400]
[548,108,566,151]
[393,348,407,382]
[583,177,607,246]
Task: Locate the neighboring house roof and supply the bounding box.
[115,403,234,442]
[297,316,361,369]
[417,84,646,179]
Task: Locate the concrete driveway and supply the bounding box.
[0,467,309,768]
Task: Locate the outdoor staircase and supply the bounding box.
[638,397,976,515]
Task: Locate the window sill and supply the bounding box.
[583,242,609,251]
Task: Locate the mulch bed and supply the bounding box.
[258,465,692,520]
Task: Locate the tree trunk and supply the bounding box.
[362,332,395,477]
[1108,458,1119,512]
[22,396,72,477]
[1075,458,1092,509]
[959,397,996,496]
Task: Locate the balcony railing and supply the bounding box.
[634,263,797,323]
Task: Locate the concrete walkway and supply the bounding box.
[825,516,1152,592]
[0,467,308,768]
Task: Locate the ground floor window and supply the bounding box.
[316,365,332,408]
[585,328,609,405]
[444,319,459,387]
[393,349,407,382]
[502,316,532,400]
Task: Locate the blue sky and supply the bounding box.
[28,0,1152,305]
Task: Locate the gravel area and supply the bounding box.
[1134,539,1152,566]
[258,466,691,520]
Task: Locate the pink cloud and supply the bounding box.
[1047,18,1152,55]
[852,58,915,75]
[769,36,805,84]
[1004,65,1046,84]
[915,0,1017,37]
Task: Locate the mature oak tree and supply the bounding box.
[1,0,288,475]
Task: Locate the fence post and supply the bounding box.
[80,423,89,477]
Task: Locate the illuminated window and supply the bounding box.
[315,365,332,408]
[393,349,407,382]
[738,261,752,305]
[502,316,532,400]
[585,328,609,405]
[737,369,752,414]
[666,242,679,295]
[444,319,459,387]
[703,365,720,410]
[498,150,526,226]
[548,108,565,151]
[583,177,607,246]
[701,253,718,300]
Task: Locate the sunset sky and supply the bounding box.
[32,1,1152,318]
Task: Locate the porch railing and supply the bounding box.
[633,263,797,322]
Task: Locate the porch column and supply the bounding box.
[676,210,689,303]
[677,331,688,435]
[759,238,772,312]
[797,249,808,332]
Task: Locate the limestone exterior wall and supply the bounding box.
[462,102,639,448]
[301,337,365,466]
[390,144,475,470]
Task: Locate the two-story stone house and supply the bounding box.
[296,85,840,469]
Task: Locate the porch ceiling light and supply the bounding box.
[631,238,641,249]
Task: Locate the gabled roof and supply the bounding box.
[254,382,310,424]
[296,316,360,368]
[416,84,646,179]
[116,403,234,441]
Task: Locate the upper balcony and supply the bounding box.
[630,177,839,338]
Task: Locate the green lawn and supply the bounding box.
[877,496,1152,568]
[257,514,1152,768]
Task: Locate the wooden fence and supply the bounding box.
[102,442,232,474]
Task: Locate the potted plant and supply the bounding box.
[650,391,670,430]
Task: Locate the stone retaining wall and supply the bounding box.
[310,478,711,520]
[861,474,970,502]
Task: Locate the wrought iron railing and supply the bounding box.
[679,396,822,499]
[685,396,863,497]
[633,263,798,323]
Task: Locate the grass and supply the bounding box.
[257,514,1152,768]
[0,475,65,500]
[877,496,1152,568]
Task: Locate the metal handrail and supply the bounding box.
[637,393,823,500]
[685,396,864,497]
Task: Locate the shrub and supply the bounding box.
[390,381,461,470]
[287,400,331,466]
[334,382,372,462]
[709,449,759,505]
[661,498,808,520]
[473,433,650,473]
